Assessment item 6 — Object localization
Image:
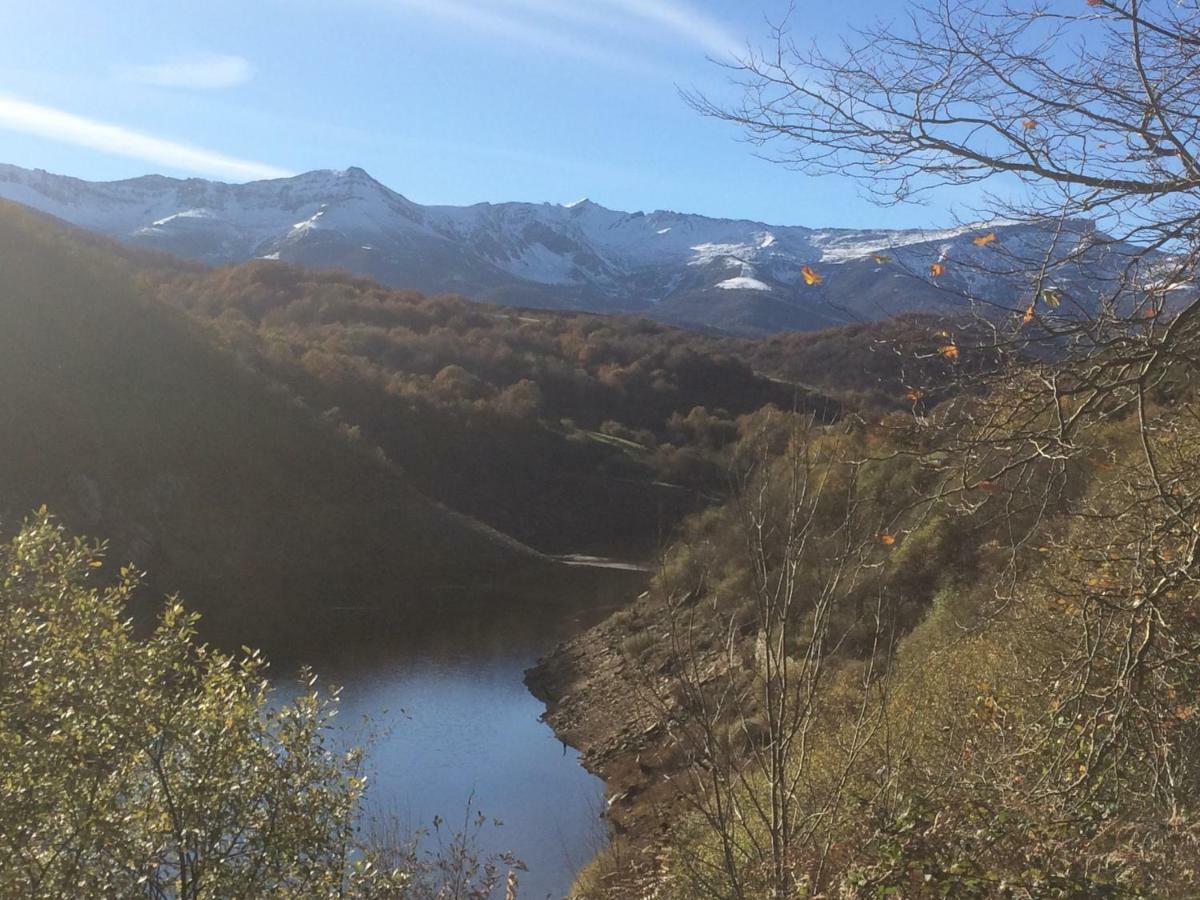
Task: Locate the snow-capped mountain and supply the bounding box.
[0,163,1154,335]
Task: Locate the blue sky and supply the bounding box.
[0,0,972,228]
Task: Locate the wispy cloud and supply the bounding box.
[116,53,254,90]
[0,94,291,181]
[588,0,742,59]
[388,0,652,72]
[378,0,741,71]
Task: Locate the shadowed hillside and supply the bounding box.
[0,201,543,644]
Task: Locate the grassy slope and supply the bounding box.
[0,201,543,644]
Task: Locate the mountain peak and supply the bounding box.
[294,166,384,189]
[288,166,421,208]
[338,165,374,181]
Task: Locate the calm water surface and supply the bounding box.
[274,566,646,900]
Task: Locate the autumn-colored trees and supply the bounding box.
[143,260,831,555]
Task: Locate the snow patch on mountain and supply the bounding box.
[716,276,773,291]
[151,209,218,227]
[291,207,327,233]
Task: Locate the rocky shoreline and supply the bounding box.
[523,596,697,896]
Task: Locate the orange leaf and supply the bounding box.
[906,388,925,401]
[1022,119,1038,130]
[930,262,946,278]
[940,343,959,360]
[872,253,893,264]
[1022,303,1036,324]
[801,265,823,286]
[878,533,896,546]
[973,232,997,247]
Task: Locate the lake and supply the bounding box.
[270,563,647,900]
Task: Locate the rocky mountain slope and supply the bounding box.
[0,163,1155,335]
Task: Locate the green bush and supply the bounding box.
[0,512,409,899]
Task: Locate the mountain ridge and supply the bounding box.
[0,162,1147,335]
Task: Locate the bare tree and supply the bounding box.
[632,415,906,899]
[690,0,1199,360]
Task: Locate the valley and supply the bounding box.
[0,192,1000,895]
[0,198,849,893]
[5,2,1200,898]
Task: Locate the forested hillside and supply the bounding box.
[139,261,837,555]
[0,201,541,642]
[529,0,1200,895]
[537,314,1200,897]
[0,199,846,632]
[536,330,1200,897]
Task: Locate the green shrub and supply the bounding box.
[0,512,409,898]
